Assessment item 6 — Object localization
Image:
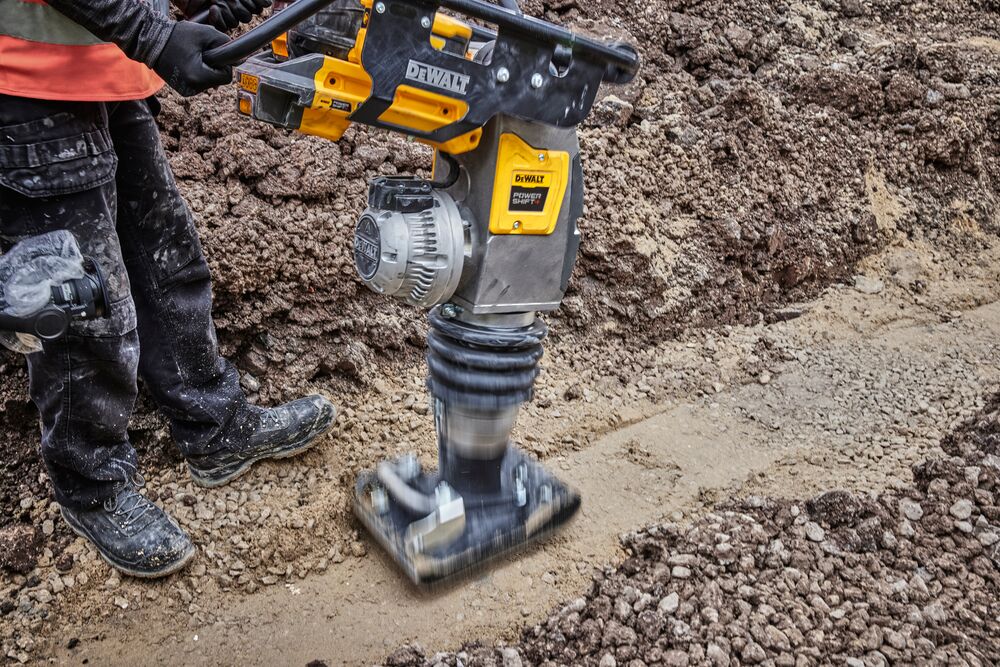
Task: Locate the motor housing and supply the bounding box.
[353,176,467,309]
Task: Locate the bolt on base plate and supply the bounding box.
[354,445,581,586]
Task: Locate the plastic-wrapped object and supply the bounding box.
[286,0,364,60]
[0,230,86,353]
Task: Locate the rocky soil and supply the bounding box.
[381,394,1000,667]
[0,0,998,663]
[3,0,998,515]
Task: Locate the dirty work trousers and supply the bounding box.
[0,93,255,509]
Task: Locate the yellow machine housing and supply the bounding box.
[243,0,482,154]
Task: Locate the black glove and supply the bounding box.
[153,21,232,97]
[176,0,272,32]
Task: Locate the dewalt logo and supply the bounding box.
[405,60,470,95]
[512,172,551,187]
[509,171,551,213]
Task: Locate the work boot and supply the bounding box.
[187,395,336,488]
[60,480,195,579]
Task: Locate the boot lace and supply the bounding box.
[260,408,287,430]
[102,474,152,528]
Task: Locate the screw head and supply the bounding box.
[530,73,544,88]
[538,153,546,162]
[441,303,459,318]
[374,1,385,13]
[512,221,521,230]
[496,67,511,83]
[421,16,431,28]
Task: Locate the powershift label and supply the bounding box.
[509,171,551,212]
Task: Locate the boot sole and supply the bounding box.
[60,509,196,579]
[188,403,337,489]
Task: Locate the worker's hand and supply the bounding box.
[177,0,272,32]
[153,21,232,98]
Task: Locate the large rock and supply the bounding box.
[0,523,41,575]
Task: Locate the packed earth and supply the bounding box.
[1,0,999,664]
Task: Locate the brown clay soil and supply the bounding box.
[2,0,1000,664]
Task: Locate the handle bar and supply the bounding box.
[200,0,639,82]
[203,0,339,67]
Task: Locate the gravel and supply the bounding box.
[382,394,1000,666]
[3,0,999,518]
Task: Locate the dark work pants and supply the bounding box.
[0,93,255,509]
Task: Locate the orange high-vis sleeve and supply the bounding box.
[0,0,164,102]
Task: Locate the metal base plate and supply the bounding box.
[354,446,580,586]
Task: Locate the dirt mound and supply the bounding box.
[1,0,998,522]
[383,394,1000,666]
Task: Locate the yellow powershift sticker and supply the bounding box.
[489,134,569,235]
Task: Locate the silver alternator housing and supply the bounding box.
[353,177,466,309]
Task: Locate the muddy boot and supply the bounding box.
[60,482,195,579]
[187,395,336,488]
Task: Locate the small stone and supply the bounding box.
[593,95,634,126]
[658,592,680,614]
[923,603,947,623]
[885,628,906,650]
[54,553,74,573]
[854,275,884,294]
[241,373,261,393]
[949,499,973,520]
[840,0,863,16]
[977,531,999,546]
[899,499,923,521]
[664,649,689,667]
[741,640,766,664]
[706,643,728,665]
[113,596,129,609]
[763,625,791,651]
[671,566,692,579]
[805,522,825,542]
[500,647,522,667]
[41,520,54,537]
[599,654,617,667]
